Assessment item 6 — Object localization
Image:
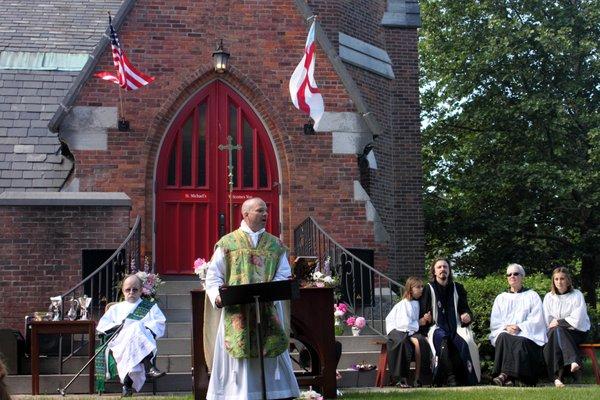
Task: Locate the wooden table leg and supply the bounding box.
[31,325,39,395]
[88,323,95,393]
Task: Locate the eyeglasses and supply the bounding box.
[124,288,139,293]
[506,272,521,277]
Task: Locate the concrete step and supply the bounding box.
[161,293,192,310]
[163,309,192,323]
[338,351,380,370]
[157,337,191,355]
[24,353,191,375]
[337,368,378,388]
[4,372,192,394]
[165,322,192,338]
[156,354,191,373]
[158,280,200,295]
[335,334,383,352]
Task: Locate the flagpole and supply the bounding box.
[118,87,125,122]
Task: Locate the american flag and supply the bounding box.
[95,15,154,90]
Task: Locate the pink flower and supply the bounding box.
[145,274,156,286]
[336,303,348,313]
[345,316,356,327]
[142,287,151,296]
[194,258,206,271]
[354,316,366,329]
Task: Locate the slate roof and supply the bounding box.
[0,0,122,53]
[0,0,123,192]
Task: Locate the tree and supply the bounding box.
[420,0,600,305]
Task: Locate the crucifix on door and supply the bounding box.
[218,134,242,232]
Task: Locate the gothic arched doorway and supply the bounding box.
[155,80,280,274]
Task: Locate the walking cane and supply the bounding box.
[57,320,126,396]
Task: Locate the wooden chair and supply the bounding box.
[579,343,600,385]
[374,340,388,387]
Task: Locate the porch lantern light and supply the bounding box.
[212,40,230,73]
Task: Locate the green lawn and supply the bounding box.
[12,387,600,400]
[340,387,599,400]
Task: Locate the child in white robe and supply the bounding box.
[385,276,430,387]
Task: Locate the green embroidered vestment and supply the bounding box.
[217,228,289,359]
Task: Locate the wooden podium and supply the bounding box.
[191,287,337,399]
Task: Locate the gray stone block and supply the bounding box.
[13,119,31,128]
[7,127,28,136]
[22,170,44,179]
[314,112,370,133]
[13,144,35,153]
[10,179,33,188]
[381,0,421,28]
[332,131,373,154]
[18,137,39,145]
[26,154,46,162]
[12,162,33,170]
[1,170,22,179]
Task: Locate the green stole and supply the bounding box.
[95,299,155,392]
[218,228,289,359]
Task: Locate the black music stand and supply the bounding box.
[219,280,299,400]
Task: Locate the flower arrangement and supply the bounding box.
[333,303,348,335]
[345,316,366,330]
[310,270,337,287]
[194,258,208,279]
[351,362,376,371]
[128,256,163,301]
[296,387,323,400]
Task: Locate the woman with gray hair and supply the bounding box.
[489,264,547,386]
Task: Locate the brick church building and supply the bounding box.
[0,0,423,332]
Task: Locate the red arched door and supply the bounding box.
[155,81,280,274]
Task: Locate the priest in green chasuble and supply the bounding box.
[204,197,300,400]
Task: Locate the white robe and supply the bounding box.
[385,299,419,335]
[489,289,547,347]
[97,299,166,391]
[543,289,590,332]
[205,221,300,400]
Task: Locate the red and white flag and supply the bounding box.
[289,20,324,125]
[95,15,154,91]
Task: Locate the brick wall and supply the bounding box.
[66,0,422,279]
[311,0,425,279]
[0,205,130,332]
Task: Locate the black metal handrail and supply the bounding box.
[52,216,141,371]
[294,217,403,336]
[60,215,141,319]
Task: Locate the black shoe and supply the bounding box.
[446,373,457,387]
[493,373,508,386]
[121,385,133,397]
[146,367,166,379]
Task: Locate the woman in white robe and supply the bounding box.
[489,263,547,386]
[542,267,590,387]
